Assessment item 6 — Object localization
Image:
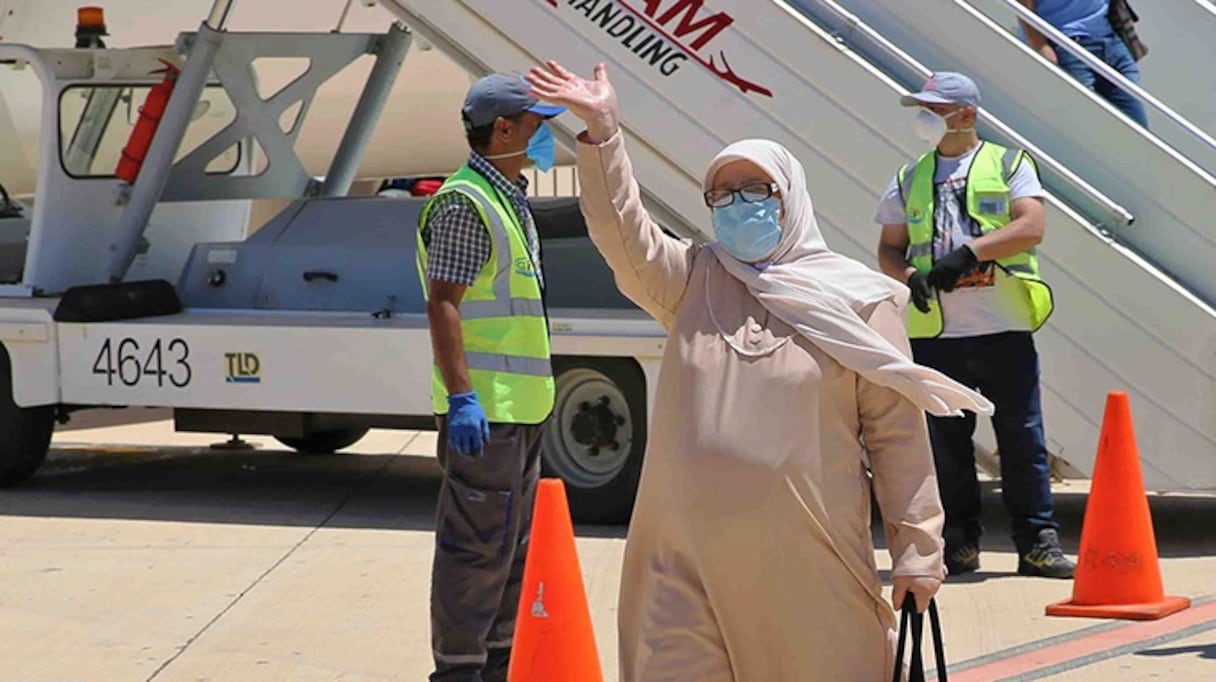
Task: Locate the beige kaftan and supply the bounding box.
[576,132,946,682]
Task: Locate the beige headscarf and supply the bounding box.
[703,139,994,417]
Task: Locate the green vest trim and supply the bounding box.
[900,142,1055,339]
[417,165,555,424]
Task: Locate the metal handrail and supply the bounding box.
[788,0,1135,227]
[1002,0,1216,153]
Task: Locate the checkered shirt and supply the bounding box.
[420,152,542,288]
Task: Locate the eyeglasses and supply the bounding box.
[703,182,780,208]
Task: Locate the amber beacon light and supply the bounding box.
[77,6,107,30]
[75,6,109,48]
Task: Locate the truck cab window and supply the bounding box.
[58,85,240,178]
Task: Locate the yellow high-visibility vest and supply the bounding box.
[900,142,1054,339]
[417,165,554,424]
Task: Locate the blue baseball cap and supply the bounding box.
[461,73,566,130]
[900,72,981,108]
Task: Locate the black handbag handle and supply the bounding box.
[893,594,948,682]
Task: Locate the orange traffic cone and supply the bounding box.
[507,478,604,681]
[1046,391,1190,620]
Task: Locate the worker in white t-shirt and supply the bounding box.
[874,72,1076,580]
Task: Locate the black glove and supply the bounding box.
[927,245,979,292]
[907,271,933,314]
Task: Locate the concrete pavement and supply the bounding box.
[0,414,1210,680]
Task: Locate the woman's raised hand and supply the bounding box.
[526,60,620,143]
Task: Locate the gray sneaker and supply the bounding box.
[1018,529,1076,579]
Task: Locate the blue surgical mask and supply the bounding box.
[526,122,556,172]
[712,196,783,263]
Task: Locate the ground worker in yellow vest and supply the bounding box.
[416,73,564,682]
[874,72,1076,579]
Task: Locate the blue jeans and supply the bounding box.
[1054,34,1148,128]
[911,332,1058,555]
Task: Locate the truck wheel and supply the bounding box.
[0,346,54,486]
[275,427,369,454]
[542,357,646,525]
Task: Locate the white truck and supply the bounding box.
[0,3,665,523]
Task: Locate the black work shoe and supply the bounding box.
[1018,529,1076,579]
[945,542,980,576]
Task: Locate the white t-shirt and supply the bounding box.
[874,145,1047,338]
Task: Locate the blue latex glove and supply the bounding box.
[447,391,491,456]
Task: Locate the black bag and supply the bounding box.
[892,595,948,682]
[1108,0,1148,62]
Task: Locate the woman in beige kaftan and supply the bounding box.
[527,62,993,682]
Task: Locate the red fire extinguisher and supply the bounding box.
[115,59,180,184]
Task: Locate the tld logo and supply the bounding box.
[225,352,261,384]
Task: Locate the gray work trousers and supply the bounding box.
[430,416,544,682]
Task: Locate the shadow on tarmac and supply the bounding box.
[3,446,1213,556]
[870,480,1216,563]
[5,445,633,539]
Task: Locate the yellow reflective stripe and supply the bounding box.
[465,352,552,377]
[898,163,914,202]
[1001,147,1022,180]
[460,298,546,319]
[908,242,933,259]
[442,180,516,303]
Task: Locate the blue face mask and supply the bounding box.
[526,122,556,173]
[712,196,783,262]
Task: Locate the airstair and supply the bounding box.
[378,0,1216,491]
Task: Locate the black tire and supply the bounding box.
[542,356,647,525]
[0,345,54,486]
[275,427,369,454]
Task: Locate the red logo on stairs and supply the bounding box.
[547,0,773,98]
